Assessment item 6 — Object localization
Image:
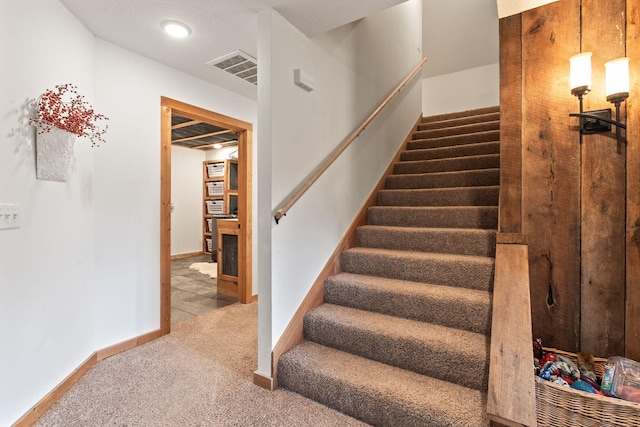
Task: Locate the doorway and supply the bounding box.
[160,97,253,334]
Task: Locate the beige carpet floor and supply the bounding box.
[34,302,368,427]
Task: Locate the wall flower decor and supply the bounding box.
[29,84,108,181]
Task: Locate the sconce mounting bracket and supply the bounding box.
[569,108,620,134]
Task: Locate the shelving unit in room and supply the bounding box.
[202,159,238,256]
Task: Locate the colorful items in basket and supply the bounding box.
[533,339,640,404]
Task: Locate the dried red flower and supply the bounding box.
[29,84,109,147]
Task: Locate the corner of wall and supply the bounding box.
[422,63,500,116]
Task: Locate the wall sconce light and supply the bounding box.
[569,53,629,139]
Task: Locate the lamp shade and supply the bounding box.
[605,57,630,103]
[570,52,592,96]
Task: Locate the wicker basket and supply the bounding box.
[536,348,640,426]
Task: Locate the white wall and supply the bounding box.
[205,146,238,161]
[171,146,206,256]
[497,0,558,18]
[92,39,257,349]
[422,63,500,116]
[256,0,423,376]
[0,1,96,424]
[0,2,257,423]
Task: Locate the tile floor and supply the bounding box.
[171,254,238,325]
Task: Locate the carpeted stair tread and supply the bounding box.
[386,168,499,189]
[377,186,499,207]
[394,154,500,174]
[277,341,488,427]
[304,304,489,390]
[421,105,500,123]
[367,205,498,229]
[409,130,500,150]
[356,225,496,256]
[413,120,499,139]
[418,112,500,130]
[341,247,494,291]
[400,141,499,162]
[324,272,492,334]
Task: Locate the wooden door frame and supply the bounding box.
[160,97,253,334]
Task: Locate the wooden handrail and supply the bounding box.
[273,57,428,224]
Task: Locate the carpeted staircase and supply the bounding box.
[278,106,500,426]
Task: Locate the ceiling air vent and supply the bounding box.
[207,50,257,85]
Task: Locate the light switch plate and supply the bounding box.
[0,204,20,230]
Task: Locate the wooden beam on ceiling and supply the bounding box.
[171,129,234,144]
[171,119,202,130]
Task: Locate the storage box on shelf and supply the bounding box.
[202,159,238,255]
[206,162,225,178]
[206,181,224,196]
[206,200,224,215]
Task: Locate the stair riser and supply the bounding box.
[378,187,499,207]
[324,277,492,334]
[394,155,499,174]
[303,312,489,390]
[341,251,495,291]
[410,131,499,149]
[422,106,500,123]
[386,169,499,189]
[356,227,496,257]
[367,206,498,229]
[400,142,499,162]
[419,112,500,130]
[413,121,499,139]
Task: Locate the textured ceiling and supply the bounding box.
[59,0,407,100]
[59,0,499,99]
[276,0,407,37]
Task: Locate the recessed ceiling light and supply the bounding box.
[212,143,223,149]
[161,20,191,38]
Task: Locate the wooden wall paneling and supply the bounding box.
[626,0,640,361]
[499,14,524,234]
[521,0,582,351]
[580,0,627,357]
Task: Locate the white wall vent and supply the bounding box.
[207,50,257,85]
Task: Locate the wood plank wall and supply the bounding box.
[580,0,626,358]
[499,14,523,234]
[523,0,582,352]
[500,0,639,359]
